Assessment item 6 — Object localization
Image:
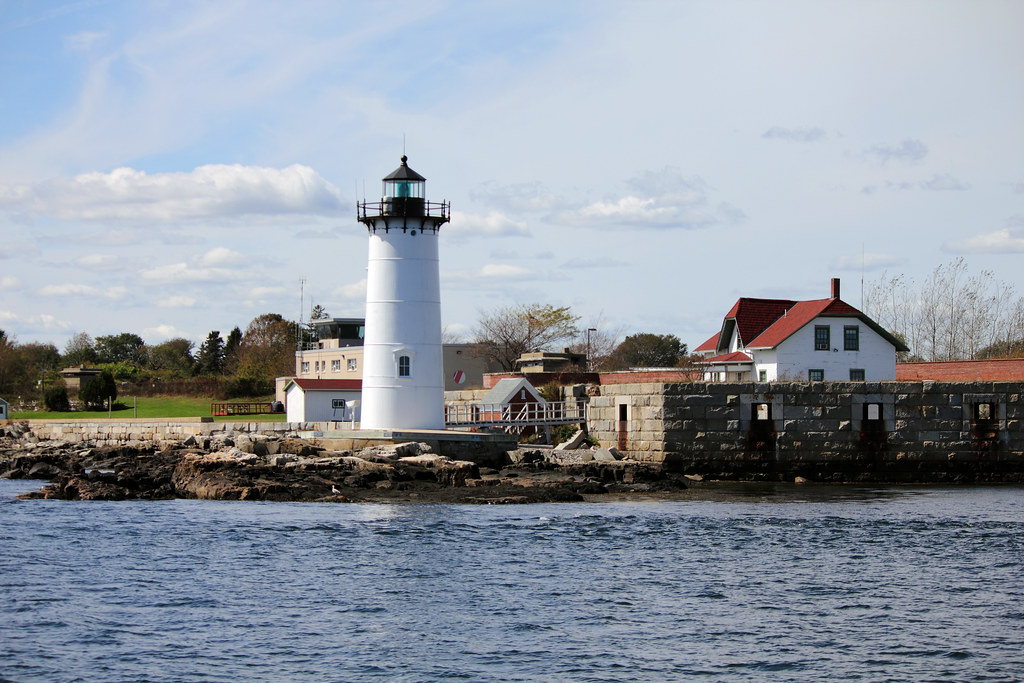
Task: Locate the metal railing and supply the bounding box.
[357,199,450,222]
[445,400,586,428]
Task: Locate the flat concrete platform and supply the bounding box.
[300,428,518,457]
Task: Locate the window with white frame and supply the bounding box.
[398,355,411,377]
[331,359,341,372]
[809,368,824,381]
[301,361,310,373]
[347,358,357,371]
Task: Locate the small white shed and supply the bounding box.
[0,396,8,420]
[285,379,362,424]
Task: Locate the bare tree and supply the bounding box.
[472,303,580,372]
[863,258,1024,361]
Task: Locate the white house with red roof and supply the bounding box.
[284,378,362,423]
[695,279,908,382]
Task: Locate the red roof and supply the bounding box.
[705,291,908,353]
[727,298,797,348]
[286,378,362,391]
[694,333,720,353]
[701,351,753,364]
[747,298,863,348]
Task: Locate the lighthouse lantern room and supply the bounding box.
[357,156,450,430]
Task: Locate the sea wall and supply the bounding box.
[21,419,340,447]
[588,381,1024,482]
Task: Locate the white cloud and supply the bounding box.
[469,182,560,213]
[946,229,1024,254]
[477,263,532,279]
[140,247,255,284]
[195,246,247,267]
[157,295,197,308]
[247,285,286,299]
[865,138,928,163]
[921,174,969,191]
[142,324,188,342]
[0,164,345,224]
[74,253,120,269]
[1,275,19,289]
[37,283,127,299]
[551,167,743,230]
[334,279,367,301]
[863,174,970,194]
[447,210,530,238]
[0,310,72,331]
[762,126,827,142]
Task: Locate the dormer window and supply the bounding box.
[398,355,411,378]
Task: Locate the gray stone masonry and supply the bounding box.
[589,381,1024,482]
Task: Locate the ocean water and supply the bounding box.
[1,480,1022,682]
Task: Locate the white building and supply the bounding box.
[356,156,450,430]
[696,279,908,382]
[284,379,361,423]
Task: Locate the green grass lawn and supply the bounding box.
[11,396,286,422]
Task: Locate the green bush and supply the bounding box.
[223,375,273,399]
[79,370,117,410]
[44,384,71,412]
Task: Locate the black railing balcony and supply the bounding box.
[358,198,450,221]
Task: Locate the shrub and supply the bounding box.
[223,375,273,399]
[79,370,117,410]
[44,384,71,412]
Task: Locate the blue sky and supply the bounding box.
[1,0,1022,353]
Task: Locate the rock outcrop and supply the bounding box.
[1,430,688,504]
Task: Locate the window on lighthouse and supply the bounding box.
[398,355,411,377]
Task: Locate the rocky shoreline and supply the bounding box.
[0,423,689,504]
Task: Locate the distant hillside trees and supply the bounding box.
[864,258,1024,361]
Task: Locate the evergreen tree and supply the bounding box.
[195,331,225,375]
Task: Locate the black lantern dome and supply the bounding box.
[358,155,450,233]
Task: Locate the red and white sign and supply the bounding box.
[452,370,466,385]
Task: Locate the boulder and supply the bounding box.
[593,448,618,463]
[554,429,588,451]
[28,462,60,478]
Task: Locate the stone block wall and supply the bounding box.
[24,418,306,447]
[589,381,1024,482]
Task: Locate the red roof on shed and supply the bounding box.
[286,378,362,391]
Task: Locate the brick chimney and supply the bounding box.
[831,277,840,299]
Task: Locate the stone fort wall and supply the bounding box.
[588,381,1024,482]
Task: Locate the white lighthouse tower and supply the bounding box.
[357,156,450,430]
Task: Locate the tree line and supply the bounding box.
[863,258,1024,362]
[0,312,303,408]
[469,303,693,372]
